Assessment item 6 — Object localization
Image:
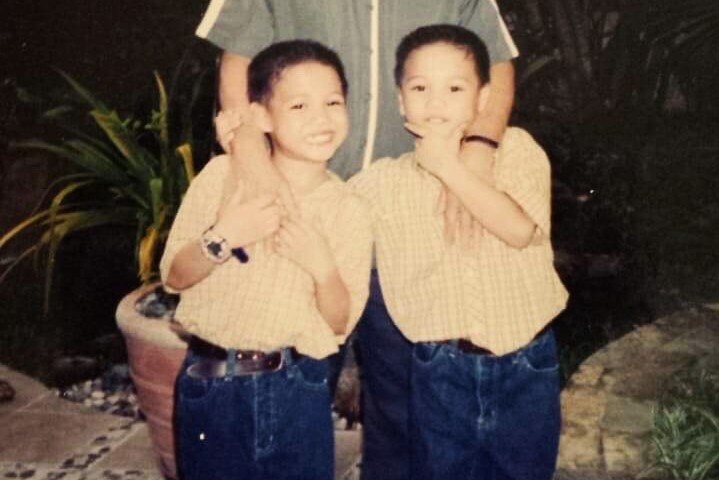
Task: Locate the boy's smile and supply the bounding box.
[398,42,484,136]
[260,62,349,166]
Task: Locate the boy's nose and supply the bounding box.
[311,105,332,124]
[426,94,446,108]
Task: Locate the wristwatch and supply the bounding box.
[200,227,231,264]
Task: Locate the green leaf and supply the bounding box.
[56,69,108,111]
[176,142,194,183]
[149,177,163,224]
[42,105,74,120]
[65,140,131,184]
[90,110,156,180]
[154,72,170,149]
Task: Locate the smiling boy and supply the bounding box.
[349,25,569,479]
[160,40,372,480]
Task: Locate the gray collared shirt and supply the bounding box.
[197,0,518,179]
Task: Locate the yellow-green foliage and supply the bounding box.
[0,72,195,311]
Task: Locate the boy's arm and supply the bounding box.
[313,269,351,336]
[443,61,514,242]
[465,60,515,143]
[408,125,539,249]
[165,192,281,290]
[274,217,351,334]
[217,52,298,214]
[218,51,251,115]
[437,160,536,249]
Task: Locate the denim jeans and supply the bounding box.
[357,271,413,480]
[175,347,334,480]
[410,330,561,480]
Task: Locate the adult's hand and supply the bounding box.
[226,116,299,217]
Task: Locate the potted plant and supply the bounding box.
[0,71,201,479]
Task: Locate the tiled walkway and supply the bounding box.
[0,364,361,479]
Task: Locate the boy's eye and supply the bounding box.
[327,99,345,106]
[411,85,426,92]
[291,103,305,110]
[450,86,464,92]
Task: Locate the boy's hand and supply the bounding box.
[442,141,496,246]
[404,121,467,178]
[214,190,282,249]
[274,216,336,282]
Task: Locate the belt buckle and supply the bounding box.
[186,351,285,379]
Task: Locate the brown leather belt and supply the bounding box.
[187,337,302,378]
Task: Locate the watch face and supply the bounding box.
[207,241,224,257]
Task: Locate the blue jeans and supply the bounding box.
[410,331,561,480]
[176,347,334,480]
[357,271,412,480]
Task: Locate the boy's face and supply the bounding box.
[398,42,484,136]
[258,62,348,165]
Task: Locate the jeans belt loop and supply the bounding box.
[282,347,294,366]
[226,348,237,379]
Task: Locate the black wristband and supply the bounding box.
[232,247,249,263]
[462,134,499,149]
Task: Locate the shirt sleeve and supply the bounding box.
[196,0,274,57]
[159,156,228,293]
[326,193,374,344]
[459,0,519,64]
[494,128,552,237]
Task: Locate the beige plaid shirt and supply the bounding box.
[160,155,373,359]
[349,127,568,355]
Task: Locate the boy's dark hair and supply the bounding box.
[248,39,348,103]
[394,24,490,86]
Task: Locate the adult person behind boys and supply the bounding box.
[195,3,518,479]
[160,40,373,480]
[349,24,569,480]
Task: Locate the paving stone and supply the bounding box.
[632,324,674,348]
[334,430,361,479]
[660,324,719,358]
[561,387,607,425]
[0,365,50,415]
[600,395,656,435]
[22,393,109,416]
[0,412,123,464]
[92,423,158,472]
[653,310,717,338]
[553,469,608,480]
[83,468,165,480]
[558,387,607,471]
[605,352,692,400]
[0,462,86,479]
[602,431,652,475]
[557,421,603,471]
[567,364,604,388]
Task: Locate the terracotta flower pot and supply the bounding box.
[116,284,188,479]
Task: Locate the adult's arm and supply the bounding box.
[216,52,298,213]
[219,51,251,113]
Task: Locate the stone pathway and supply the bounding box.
[0,364,361,480]
[4,305,717,479]
[556,306,719,479]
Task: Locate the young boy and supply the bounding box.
[349,25,569,480]
[160,40,373,480]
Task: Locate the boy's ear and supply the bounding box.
[249,102,273,133]
[477,84,490,113]
[397,91,406,117]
